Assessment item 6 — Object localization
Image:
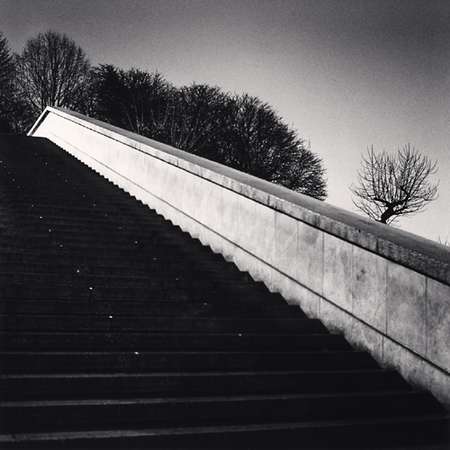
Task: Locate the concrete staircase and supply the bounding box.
[0,135,448,448]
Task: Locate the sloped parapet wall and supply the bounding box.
[29,106,450,407]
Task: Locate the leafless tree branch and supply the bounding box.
[350,144,438,224]
[15,31,90,116]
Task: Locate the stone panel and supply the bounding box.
[219,188,242,243]
[426,278,450,372]
[323,234,353,312]
[159,160,182,207]
[234,194,254,250]
[386,263,426,356]
[352,247,387,331]
[143,156,165,199]
[195,178,222,229]
[237,199,275,265]
[297,221,323,296]
[255,204,276,265]
[273,213,298,280]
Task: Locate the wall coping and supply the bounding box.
[29,106,450,285]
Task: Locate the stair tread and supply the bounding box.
[0,368,397,379]
[0,414,447,441]
[0,390,429,407]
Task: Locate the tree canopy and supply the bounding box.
[162,83,231,158]
[15,31,90,116]
[219,95,326,198]
[89,65,171,137]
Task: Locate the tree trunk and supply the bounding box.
[380,207,394,224]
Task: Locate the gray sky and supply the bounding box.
[1,0,449,242]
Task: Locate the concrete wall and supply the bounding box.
[29,107,450,407]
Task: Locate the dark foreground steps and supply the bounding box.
[0,134,448,448]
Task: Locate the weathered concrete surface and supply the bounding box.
[29,107,450,407]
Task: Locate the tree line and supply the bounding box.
[0,30,327,200]
[0,30,439,226]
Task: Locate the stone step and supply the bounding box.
[0,314,323,333]
[0,391,442,433]
[1,416,447,449]
[0,331,344,351]
[0,269,264,293]
[0,247,222,266]
[0,350,378,374]
[0,245,223,269]
[0,298,299,317]
[0,239,185,253]
[0,369,412,401]
[0,286,278,304]
[0,200,156,215]
[0,271,230,289]
[2,280,268,302]
[0,391,441,432]
[0,257,226,279]
[0,210,168,228]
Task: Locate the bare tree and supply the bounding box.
[15,31,90,115]
[351,144,438,224]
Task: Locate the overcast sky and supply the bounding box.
[1,0,449,242]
